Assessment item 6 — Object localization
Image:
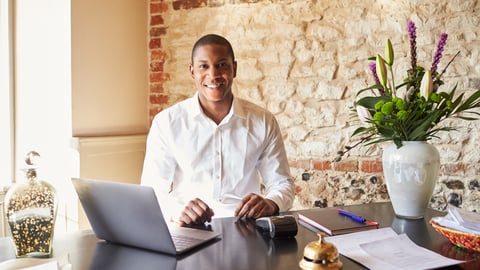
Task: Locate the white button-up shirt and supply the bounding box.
[141,93,295,219]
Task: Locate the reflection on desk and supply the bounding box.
[0,202,478,270]
[91,241,177,270]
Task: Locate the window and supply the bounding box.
[0,0,14,187]
[8,0,76,234]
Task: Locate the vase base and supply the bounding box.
[394,213,425,220]
[17,252,53,259]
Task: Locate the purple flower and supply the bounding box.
[407,20,417,71]
[369,62,384,95]
[431,33,448,76]
[369,62,380,85]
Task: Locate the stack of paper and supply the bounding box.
[431,205,480,235]
[326,227,465,270]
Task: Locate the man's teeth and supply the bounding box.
[205,83,221,88]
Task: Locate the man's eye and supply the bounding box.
[218,63,227,68]
[199,64,208,69]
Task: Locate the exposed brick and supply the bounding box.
[149,107,163,117]
[360,159,383,173]
[150,94,170,105]
[295,185,302,194]
[150,50,168,62]
[150,61,164,72]
[441,163,466,175]
[149,38,161,49]
[237,0,262,3]
[150,3,168,14]
[172,0,207,10]
[313,160,331,171]
[208,0,226,7]
[150,83,164,93]
[289,159,310,170]
[150,72,171,83]
[331,160,358,172]
[150,27,167,37]
[150,15,164,26]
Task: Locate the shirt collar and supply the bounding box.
[188,92,247,122]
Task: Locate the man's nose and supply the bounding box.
[208,66,220,77]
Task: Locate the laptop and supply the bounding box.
[71,177,221,255]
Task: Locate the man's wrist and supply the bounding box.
[266,199,279,216]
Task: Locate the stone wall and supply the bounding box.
[148,0,480,212]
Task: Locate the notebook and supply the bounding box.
[298,208,379,235]
[71,177,221,255]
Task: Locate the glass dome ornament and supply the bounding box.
[4,151,58,258]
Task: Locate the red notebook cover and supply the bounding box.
[298,208,379,235]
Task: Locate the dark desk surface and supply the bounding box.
[1,202,479,270]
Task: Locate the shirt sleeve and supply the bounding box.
[257,115,295,212]
[140,113,183,221]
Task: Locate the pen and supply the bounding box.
[337,209,366,223]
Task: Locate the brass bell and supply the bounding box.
[299,232,343,270]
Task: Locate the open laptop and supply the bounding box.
[71,177,221,255]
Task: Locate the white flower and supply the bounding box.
[420,69,433,100]
[356,105,371,124]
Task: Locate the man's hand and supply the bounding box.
[176,198,215,226]
[234,193,279,219]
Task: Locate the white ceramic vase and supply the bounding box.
[382,141,440,219]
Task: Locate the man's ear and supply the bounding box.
[189,64,195,79]
[233,60,237,78]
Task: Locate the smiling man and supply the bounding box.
[141,34,295,226]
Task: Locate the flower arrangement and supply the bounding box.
[335,20,480,161]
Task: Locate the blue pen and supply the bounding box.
[337,209,366,223]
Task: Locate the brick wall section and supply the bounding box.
[149,1,170,122]
[147,0,480,212]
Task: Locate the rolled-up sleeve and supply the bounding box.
[257,115,295,212]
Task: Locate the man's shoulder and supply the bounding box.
[235,97,273,117]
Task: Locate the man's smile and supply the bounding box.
[203,82,225,89]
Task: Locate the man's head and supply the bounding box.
[189,34,237,108]
[191,34,235,65]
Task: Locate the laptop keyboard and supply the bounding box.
[171,234,204,251]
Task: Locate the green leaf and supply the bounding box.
[356,96,391,109]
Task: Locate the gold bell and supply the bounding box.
[299,232,343,270]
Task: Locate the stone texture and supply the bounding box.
[149,0,480,212]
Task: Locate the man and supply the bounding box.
[141,34,294,226]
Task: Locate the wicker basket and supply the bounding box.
[430,220,480,252]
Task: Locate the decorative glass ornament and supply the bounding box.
[4,151,58,258]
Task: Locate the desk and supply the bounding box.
[1,202,479,270]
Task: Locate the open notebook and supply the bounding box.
[71,177,221,255]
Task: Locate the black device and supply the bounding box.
[255,215,298,239]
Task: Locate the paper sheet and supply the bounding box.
[325,227,465,270]
[360,233,464,270]
[448,205,480,233]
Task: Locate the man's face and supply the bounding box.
[190,44,237,104]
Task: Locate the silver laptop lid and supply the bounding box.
[72,177,179,254]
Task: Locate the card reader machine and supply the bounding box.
[255,215,298,239]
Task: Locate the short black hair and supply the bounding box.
[191,34,235,64]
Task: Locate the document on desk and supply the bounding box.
[325,227,465,270]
